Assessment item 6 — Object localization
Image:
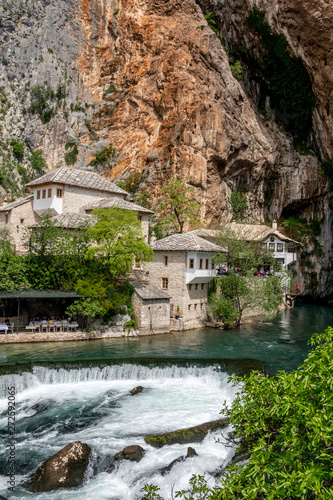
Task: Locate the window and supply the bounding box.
[201,284,204,290]
[162,278,168,289]
[189,284,192,290]
[189,258,194,269]
[194,304,197,310]
[164,256,168,266]
[205,259,209,269]
[135,260,140,268]
[199,259,203,269]
[138,215,142,221]
[277,243,283,252]
[37,190,41,200]
[48,188,52,198]
[188,304,191,310]
[20,218,24,224]
[195,284,198,290]
[211,262,214,269]
[56,188,63,198]
[269,243,275,251]
[262,243,267,250]
[42,189,46,199]
[200,303,204,310]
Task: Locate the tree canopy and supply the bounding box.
[156,177,202,234]
[210,227,282,327]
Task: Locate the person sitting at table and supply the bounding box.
[4,317,10,325]
[29,320,34,326]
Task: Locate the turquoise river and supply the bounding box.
[0,304,332,499]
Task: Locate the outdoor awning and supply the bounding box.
[0,290,82,299]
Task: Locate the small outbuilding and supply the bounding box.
[131,282,171,335]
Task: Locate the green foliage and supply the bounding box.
[228,191,247,220]
[11,139,24,160]
[230,60,243,81]
[87,207,153,278]
[281,217,323,250]
[0,232,27,291]
[29,84,54,123]
[211,227,279,327]
[156,177,202,234]
[217,327,333,498]
[89,145,116,166]
[140,484,164,500]
[204,12,222,42]
[30,150,47,174]
[103,83,118,99]
[246,5,315,141]
[64,142,78,165]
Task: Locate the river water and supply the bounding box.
[0,304,332,499]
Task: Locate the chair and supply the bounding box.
[41,322,48,333]
[48,322,56,332]
[55,321,62,332]
[62,320,68,332]
[34,322,41,333]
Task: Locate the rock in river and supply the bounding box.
[114,445,145,462]
[29,441,91,492]
[130,385,144,395]
[145,419,228,448]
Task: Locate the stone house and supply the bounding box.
[191,221,299,270]
[0,167,153,252]
[145,233,222,330]
[131,281,171,335]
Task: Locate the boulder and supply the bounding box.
[186,447,198,457]
[29,441,91,492]
[114,445,145,462]
[145,419,228,448]
[130,386,144,395]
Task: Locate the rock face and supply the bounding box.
[145,418,228,447]
[1,0,333,298]
[29,441,91,493]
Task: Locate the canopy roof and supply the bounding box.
[0,290,82,299]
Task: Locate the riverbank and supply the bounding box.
[0,328,139,344]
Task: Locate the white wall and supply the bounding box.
[186,251,216,284]
[33,185,63,215]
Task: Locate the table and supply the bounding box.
[0,324,8,334]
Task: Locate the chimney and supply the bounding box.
[272,220,278,231]
[150,231,157,246]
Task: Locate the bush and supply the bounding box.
[31,150,47,174]
[228,191,247,219]
[64,142,78,165]
[89,145,116,166]
[230,60,243,81]
[11,139,24,160]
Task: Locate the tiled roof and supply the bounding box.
[191,225,299,245]
[84,197,154,214]
[131,281,171,300]
[29,213,93,229]
[224,223,299,244]
[151,233,222,252]
[26,167,128,195]
[0,195,33,212]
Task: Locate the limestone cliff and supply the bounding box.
[1,0,333,298]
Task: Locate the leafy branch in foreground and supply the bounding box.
[141,327,333,499]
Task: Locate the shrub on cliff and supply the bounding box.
[142,327,333,499]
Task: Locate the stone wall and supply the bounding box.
[0,199,39,253]
[0,329,138,344]
[62,186,124,213]
[132,292,170,335]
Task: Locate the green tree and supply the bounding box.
[211,227,281,327]
[0,231,28,291]
[86,207,153,277]
[156,177,202,234]
[228,191,247,220]
[31,150,47,174]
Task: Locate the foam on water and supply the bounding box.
[0,364,239,499]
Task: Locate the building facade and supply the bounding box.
[0,167,153,251]
[145,233,222,330]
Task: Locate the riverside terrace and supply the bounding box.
[0,290,82,336]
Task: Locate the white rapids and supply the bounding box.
[0,364,239,499]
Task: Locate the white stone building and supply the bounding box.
[191,221,299,270]
[145,233,223,330]
[0,167,153,252]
